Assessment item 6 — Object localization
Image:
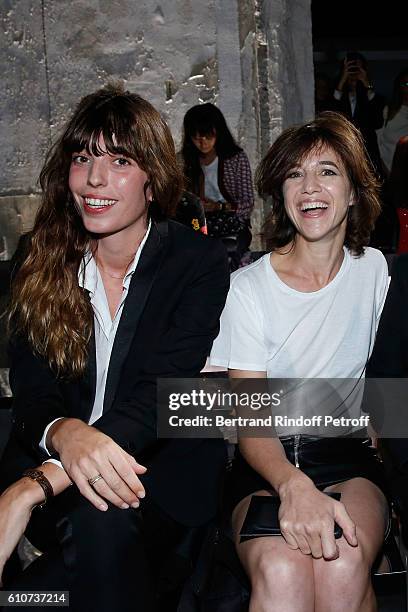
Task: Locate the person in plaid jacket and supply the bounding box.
[181,103,254,269]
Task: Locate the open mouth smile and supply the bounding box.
[82,196,118,214]
[299,201,329,216]
[84,197,117,208]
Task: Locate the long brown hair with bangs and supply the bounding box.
[256,111,381,255]
[9,84,183,378]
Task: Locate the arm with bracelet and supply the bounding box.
[0,86,229,606]
[0,463,67,585]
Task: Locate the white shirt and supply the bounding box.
[40,221,151,467]
[210,247,389,435]
[377,104,408,172]
[201,157,225,202]
[334,89,375,116]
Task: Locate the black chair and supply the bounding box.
[0,396,12,458]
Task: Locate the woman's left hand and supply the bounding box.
[0,479,43,585]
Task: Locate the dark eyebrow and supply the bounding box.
[286,160,342,174]
[318,161,340,169]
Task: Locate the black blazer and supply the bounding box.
[366,254,408,471]
[333,85,384,173]
[1,220,230,526]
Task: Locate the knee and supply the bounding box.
[249,547,308,591]
[314,545,374,612]
[316,544,370,589]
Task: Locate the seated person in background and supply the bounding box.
[333,52,385,178]
[390,135,408,210]
[377,67,408,176]
[314,72,337,116]
[210,111,389,612]
[0,84,229,612]
[366,253,408,511]
[376,69,408,251]
[181,103,254,270]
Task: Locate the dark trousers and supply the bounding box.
[3,487,187,612]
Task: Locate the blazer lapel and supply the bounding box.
[79,325,97,421]
[102,220,168,413]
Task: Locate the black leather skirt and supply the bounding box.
[228,436,389,512]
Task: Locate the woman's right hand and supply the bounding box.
[0,478,44,585]
[278,476,357,560]
[48,418,147,512]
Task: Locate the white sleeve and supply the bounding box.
[42,458,65,470]
[376,254,390,324]
[39,417,65,455]
[210,280,268,371]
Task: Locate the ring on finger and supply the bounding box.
[88,474,104,487]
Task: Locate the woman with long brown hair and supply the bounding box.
[0,84,229,611]
[211,112,389,611]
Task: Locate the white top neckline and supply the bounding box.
[265,247,350,297]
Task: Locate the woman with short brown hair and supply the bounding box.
[211,112,389,611]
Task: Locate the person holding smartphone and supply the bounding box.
[333,52,385,178]
[210,112,389,611]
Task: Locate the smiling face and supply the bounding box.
[68,136,150,240]
[282,145,354,246]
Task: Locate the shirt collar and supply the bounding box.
[79,219,152,295]
[122,219,151,289]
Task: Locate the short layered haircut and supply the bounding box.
[256,111,382,256]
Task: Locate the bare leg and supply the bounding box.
[232,490,315,612]
[313,478,388,612]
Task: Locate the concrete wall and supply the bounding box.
[0,0,314,256]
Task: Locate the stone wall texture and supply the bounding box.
[0,0,314,254]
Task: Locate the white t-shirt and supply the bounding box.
[210,247,389,434]
[201,157,225,202]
